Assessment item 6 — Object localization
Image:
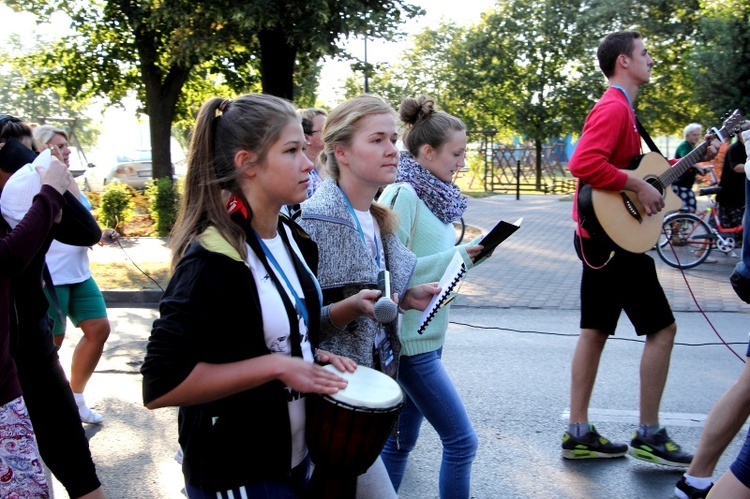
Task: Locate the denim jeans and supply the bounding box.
[381,348,478,498]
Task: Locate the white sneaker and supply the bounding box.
[78,403,103,424]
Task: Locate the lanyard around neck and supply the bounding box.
[338,185,381,267]
[610,85,634,112]
[255,232,310,328]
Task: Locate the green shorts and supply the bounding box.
[44,277,107,336]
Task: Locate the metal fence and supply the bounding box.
[467,130,575,195]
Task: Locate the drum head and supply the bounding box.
[323,364,403,409]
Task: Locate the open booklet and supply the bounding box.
[417,217,523,334]
[418,251,466,335]
[473,217,523,262]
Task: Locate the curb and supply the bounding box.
[102,289,162,308]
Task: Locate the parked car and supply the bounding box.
[80,150,175,192]
[67,147,93,178]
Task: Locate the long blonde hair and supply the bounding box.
[170,93,299,270]
[320,94,398,234]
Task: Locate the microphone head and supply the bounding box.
[373,297,398,323]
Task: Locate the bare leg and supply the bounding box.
[640,322,676,425]
[69,317,110,394]
[687,357,750,477]
[708,469,750,499]
[77,486,107,499]
[569,328,608,423]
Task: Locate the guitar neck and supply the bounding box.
[659,141,708,187]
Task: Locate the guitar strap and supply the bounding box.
[636,118,662,156]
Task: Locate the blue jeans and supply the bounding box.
[381,348,478,498]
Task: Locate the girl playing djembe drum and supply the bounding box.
[141,93,387,498]
[297,93,440,497]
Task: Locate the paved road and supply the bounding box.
[62,193,750,498]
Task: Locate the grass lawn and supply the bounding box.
[91,262,170,291]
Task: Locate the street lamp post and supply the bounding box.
[364,34,369,93]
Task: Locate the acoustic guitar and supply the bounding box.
[578,109,746,253]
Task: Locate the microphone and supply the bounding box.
[373,270,399,323]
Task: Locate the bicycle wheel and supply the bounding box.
[656,213,714,269]
[453,217,465,246]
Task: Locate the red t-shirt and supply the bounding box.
[570,87,640,229]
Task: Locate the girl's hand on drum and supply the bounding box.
[316,349,357,373]
[278,357,348,394]
[399,282,441,312]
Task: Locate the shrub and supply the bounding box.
[146,177,180,237]
[97,182,135,230]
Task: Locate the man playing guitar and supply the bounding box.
[562,30,720,467]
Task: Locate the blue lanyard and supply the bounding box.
[255,233,310,328]
[338,185,381,267]
[610,85,634,114]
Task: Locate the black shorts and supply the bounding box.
[575,233,675,336]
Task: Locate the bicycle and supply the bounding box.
[656,182,743,269]
[453,217,465,245]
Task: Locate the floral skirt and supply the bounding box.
[0,396,49,497]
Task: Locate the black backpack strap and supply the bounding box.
[636,118,662,156]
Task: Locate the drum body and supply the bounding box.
[306,365,403,497]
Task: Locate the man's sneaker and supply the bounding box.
[674,476,713,499]
[562,425,628,459]
[628,427,693,467]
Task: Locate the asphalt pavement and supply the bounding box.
[48,193,750,498]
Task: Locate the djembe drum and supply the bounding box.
[306,364,404,498]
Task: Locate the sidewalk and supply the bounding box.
[91,193,749,313]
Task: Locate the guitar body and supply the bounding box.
[588,152,682,253]
[577,110,745,254]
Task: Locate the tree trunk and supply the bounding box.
[258,28,297,100]
[147,98,174,180]
[142,63,191,180]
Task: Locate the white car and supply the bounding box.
[80,150,172,193]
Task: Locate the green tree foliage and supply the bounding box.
[0,34,99,149]
[689,0,750,125]
[364,1,600,187]
[461,0,602,186]
[5,0,422,183]
[576,0,706,134]
[362,0,734,152]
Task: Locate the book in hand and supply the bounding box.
[418,251,467,335]
[472,217,523,262]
